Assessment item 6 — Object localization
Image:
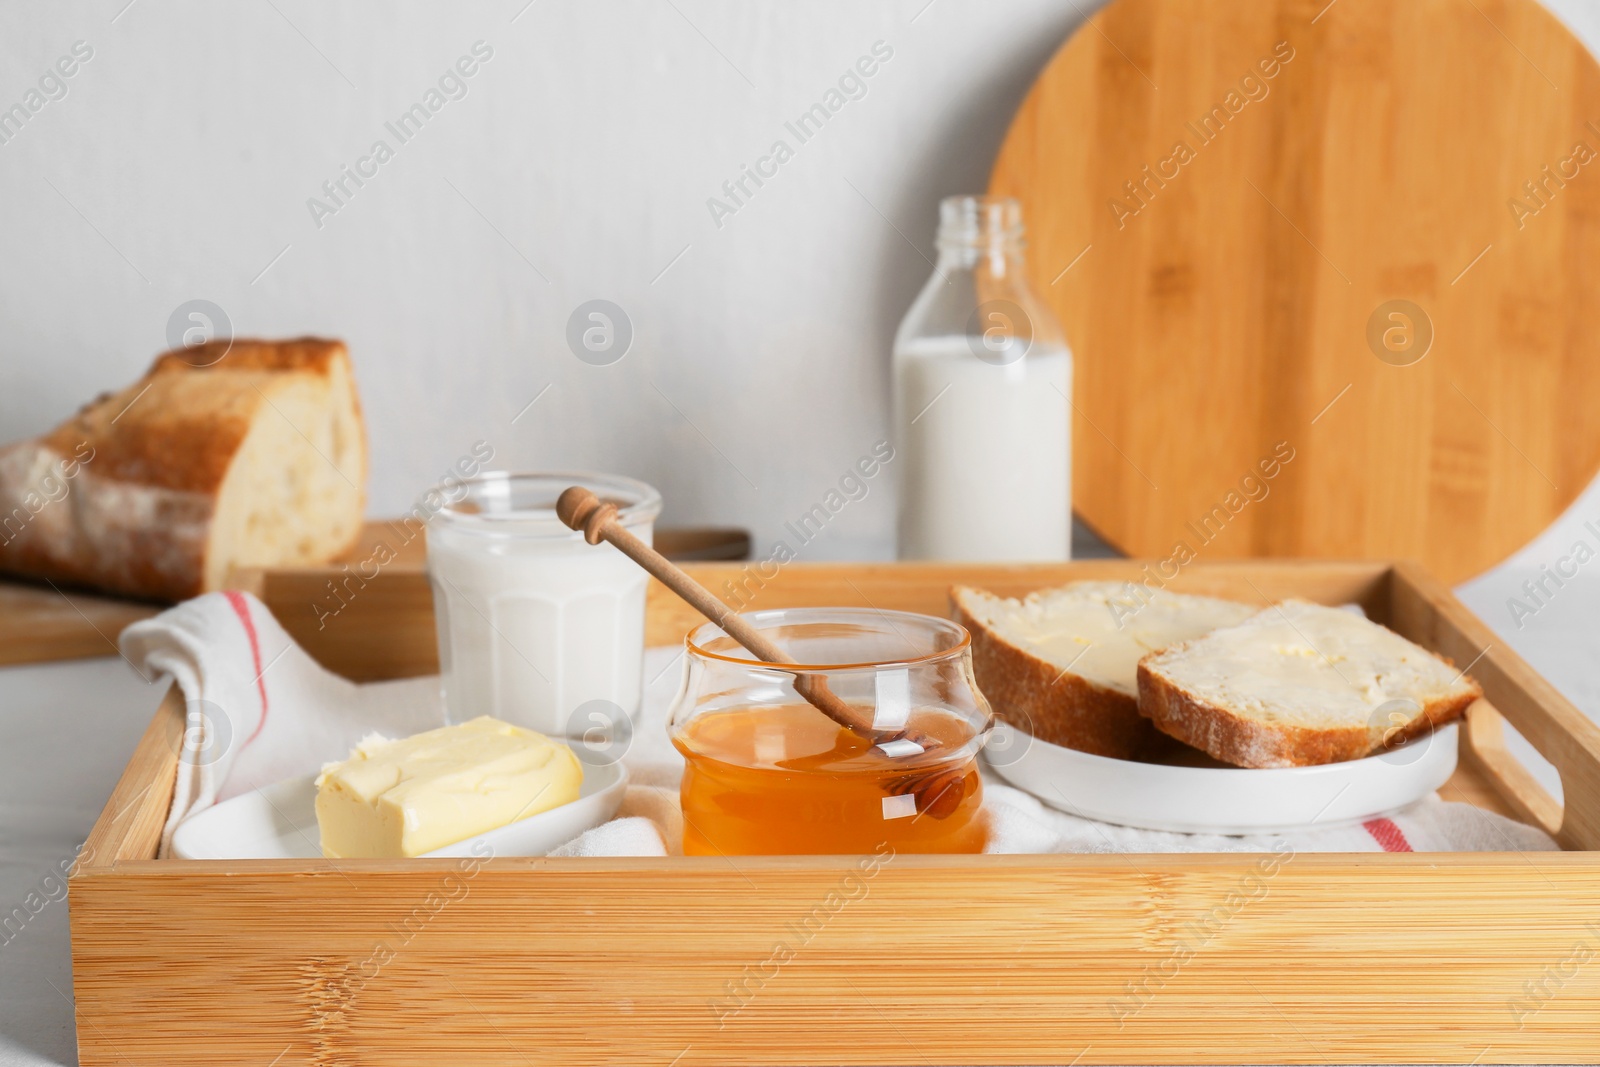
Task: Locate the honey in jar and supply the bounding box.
[674,703,984,855]
[666,608,993,856]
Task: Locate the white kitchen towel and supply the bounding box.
[548,817,668,858]
[121,596,1561,858]
[119,591,445,855]
[978,780,1559,854]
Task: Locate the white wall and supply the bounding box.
[0,0,1093,560]
[2,0,1599,568]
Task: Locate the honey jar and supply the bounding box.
[667,608,993,855]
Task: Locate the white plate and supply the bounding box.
[171,762,629,860]
[983,721,1458,834]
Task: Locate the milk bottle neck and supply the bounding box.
[934,195,1028,275]
[934,240,1027,277]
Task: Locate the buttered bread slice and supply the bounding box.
[1137,599,1481,768]
[952,582,1255,759]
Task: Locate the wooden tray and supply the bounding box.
[70,561,1600,1065]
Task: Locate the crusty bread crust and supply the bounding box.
[0,338,364,602]
[40,337,355,495]
[952,586,1161,760]
[150,337,350,377]
[1136,656,1481,768]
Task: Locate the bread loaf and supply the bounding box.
[1136,599,1481,768]
[951,581,1255,759]
[0,338,366,601]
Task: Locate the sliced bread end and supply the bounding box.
[953,586,1156,759]
[1136,600,1482,768]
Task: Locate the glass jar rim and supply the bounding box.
[432,470,661,537]
[684,607,971,673]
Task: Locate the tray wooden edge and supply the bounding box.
[1389,561,1600,851]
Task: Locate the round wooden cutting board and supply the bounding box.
[991,0,1600,582]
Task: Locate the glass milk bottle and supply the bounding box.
[893,196,1072,561]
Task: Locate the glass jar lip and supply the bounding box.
[432,470,661,537]
[684,607,972,673]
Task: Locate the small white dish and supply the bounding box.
[171,762,628,861]
[983,721,1458,834]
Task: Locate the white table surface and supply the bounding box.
[2,565,1595,1067]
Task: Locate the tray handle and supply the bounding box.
[1393,561,1600,851]
[1460,699,1563,838]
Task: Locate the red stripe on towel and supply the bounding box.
[224,591,270,747]
[1363,817,1413,852]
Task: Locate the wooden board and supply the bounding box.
[990,0,1600,583]
[69,560,1600,1064]
[0,580,161,666]
[0,522,746,668]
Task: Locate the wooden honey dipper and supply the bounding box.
[555,486,972,819]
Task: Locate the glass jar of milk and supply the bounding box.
[427,472,661,738]
[893,196,1071,561]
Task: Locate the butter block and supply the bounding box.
[314,716,583,858]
